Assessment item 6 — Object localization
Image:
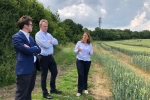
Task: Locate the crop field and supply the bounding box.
[115,39,150,48]
[95,39,150,100]
[1,40,150,100]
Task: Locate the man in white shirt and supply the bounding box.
[35,19,62,99]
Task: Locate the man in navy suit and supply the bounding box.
[12,15,41,100]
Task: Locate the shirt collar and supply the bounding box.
[20,30,30,38]
[40,30,47,35]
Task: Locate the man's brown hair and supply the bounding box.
[18,15,32,29]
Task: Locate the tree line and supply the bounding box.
[85,28,150,40]
[0,0,150,87]
[0,0,83,86]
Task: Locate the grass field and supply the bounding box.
[115,39,150,47]
[1,39,150,100]
[32,43,95,100]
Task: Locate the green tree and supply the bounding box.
[53,27,68,44]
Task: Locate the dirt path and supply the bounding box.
[0,44,112,100]
[89,63,112,100]
[88,43,112,100]
[90,42,150,100]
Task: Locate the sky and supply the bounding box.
[37,0,150,31]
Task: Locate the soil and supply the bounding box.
[1,43,150,100]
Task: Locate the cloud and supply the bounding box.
[58,3,106,28]
[127,1,150,31]
[130,12,146,27]
[58,4,90,18]
[117,20,150,31]
[144,2,149,8]
[100,9,107,17]
[113,11,150,31]
[37,0,150,31]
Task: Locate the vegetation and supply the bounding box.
[100,39,150,74]
[90,28,150,41]
[0,0,83,87]
[0,43,97,100]
[1,0,150,99]
[101,41,150,56]
[31,43,95,100]
[94,43,150,100]
[96,52,150,100]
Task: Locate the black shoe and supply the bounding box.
[50,89,62,94]
[43,93,53,99]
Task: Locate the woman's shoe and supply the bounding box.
[84,90,88,94]
[76,93,81,96]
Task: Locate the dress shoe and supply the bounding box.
[43,93,53,99]
[50,89,62,94]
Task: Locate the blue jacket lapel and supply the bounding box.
[29,36,34,46]
[18,31,30,45]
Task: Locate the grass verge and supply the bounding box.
[32,43,95,100]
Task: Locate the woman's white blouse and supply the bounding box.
[74,41,93,61]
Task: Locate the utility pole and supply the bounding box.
[97,17,102,39]
[99,17,102,29]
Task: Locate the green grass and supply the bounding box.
[93,50,150,100]
[32,43,95,100]
[115,39,150,47]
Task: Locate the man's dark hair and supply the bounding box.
[18,15,32,29]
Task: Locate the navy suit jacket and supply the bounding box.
[12,31,41,75]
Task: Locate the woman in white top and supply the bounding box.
[74,32,93,96]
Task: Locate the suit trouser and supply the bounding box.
[15,66,37,100]
[40,55,58,94]
[76,59,91,93]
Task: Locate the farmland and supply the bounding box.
[95,39,150,100]
[1,39,150,100]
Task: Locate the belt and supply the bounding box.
[39,54,52,56]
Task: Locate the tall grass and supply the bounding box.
[132,55,150,72]
[100,41,150,73]
[93,43,150,100]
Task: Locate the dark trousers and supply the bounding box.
[40,55,58,94]
[76,59,91,93]
[15,66,37,100]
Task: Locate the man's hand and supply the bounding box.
[48,40,52,44]
[24,44,30,48]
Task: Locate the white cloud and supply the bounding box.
[113,20,150,32]
[130,12,146,27]
[87,27,95,31]
[144,2,149,8]
[37,0,150,31]
[58,3,103,28]
[144,1,150,12]
[114,11,150,31]
[127,20,150,31]
[100,9,107,17]
[58,4,93,19]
